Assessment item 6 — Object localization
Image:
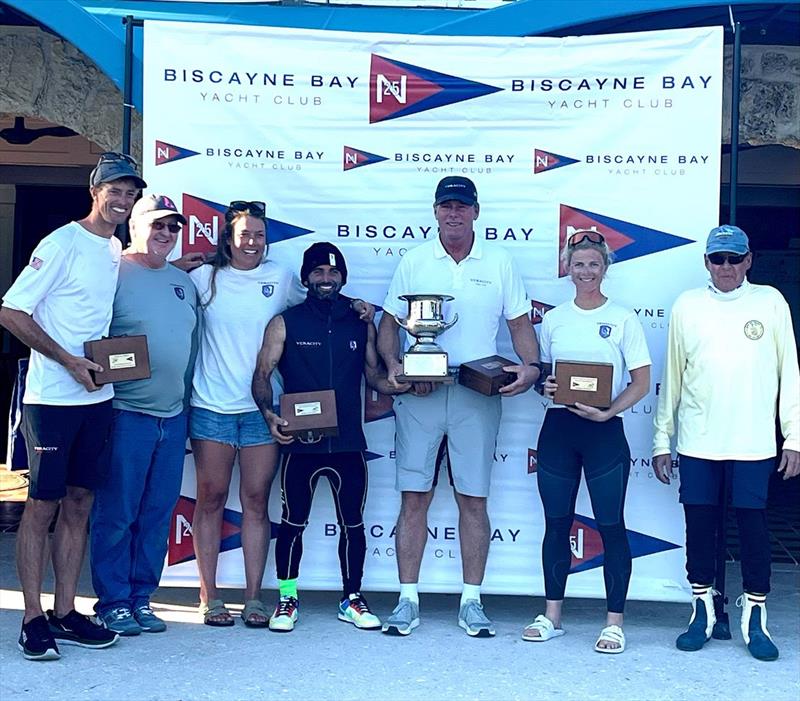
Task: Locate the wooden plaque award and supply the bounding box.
[553,360,613,408]
[83,335,151,385]
[458,355,517,396]
[279,390,339,441]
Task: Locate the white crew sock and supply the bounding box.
[461,583,481,606]
[399,583,419,604]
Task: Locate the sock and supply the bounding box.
[461,583,481,606]
[399,582,419,604]
[279,578,298,599]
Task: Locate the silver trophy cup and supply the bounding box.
[395,294,459,380]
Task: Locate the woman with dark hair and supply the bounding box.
[188,201,304,627]
[523,230,651,654]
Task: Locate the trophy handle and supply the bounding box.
[395,315,412,332]
[441,313,459,332]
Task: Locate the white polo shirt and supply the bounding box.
[2,222,121,406]
[539,299,651,412]
[382,235,529,366]
[190,260,305,414]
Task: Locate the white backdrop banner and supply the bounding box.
[143,21,723,601]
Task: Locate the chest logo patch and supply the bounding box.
[173,286,185,300]
[350,340,357,351]
[744,320,764,340]
[598,324,612,338]
[262,284,274,298]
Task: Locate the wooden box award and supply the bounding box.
[553,360,613,408]
[280,390,339,440]
[83,335,151,385]
[458,355,516,396]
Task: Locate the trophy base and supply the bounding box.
[399,352,454,384]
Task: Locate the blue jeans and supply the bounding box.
[90,409,188,614]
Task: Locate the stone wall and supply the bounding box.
[1,26,798,154]
[0,26,142,160]
[723,44,799,148]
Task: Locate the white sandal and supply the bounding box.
[522,614,565,642]
[594,624,625,654]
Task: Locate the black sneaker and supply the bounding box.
[19,615,61,661]
[47,610,119,649]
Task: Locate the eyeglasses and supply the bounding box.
[567,230,605,247]
[707,252,747,265]
[98,151,139,169]
[227,200,266,218]
[151,220,181,234]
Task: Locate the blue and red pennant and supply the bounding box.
[534,149,580,174]
[181,193,314,255]
[559,205,694,276]
[343,146,388,171]
[155,140,200,166]
[369,55,502,124]
[569,514,680,574]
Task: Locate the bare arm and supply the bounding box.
[499,313,541,397]
[251,314,293,444]
[0,306,102,392]
[364,322,407,395]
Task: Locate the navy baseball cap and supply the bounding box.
[131,194,187,225]
[89,152,147,189]
[706,225,749,255]
[434,176,478,206]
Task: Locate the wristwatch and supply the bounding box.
[528,361,544,373]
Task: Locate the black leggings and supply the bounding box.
[536,409,632,613]
[275,451,368,597]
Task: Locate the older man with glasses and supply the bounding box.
[89,194,199,636]
[653,224,800,662]
[0,152,145,661]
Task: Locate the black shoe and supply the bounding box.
[19,615,61,661]
[47,609,119,649]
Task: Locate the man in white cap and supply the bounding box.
[653,224,799,662]
[89,194,198,636]
[0,152,146,660]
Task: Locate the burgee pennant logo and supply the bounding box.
[369,55,502,124]
[168,495,279,566]
[155,140,200,166]
[569,514,679,574]
[534,148,580,174]
[343,146,388,171]
[559,205,694,276]
[182,194,314,255]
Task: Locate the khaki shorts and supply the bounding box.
[393,383,502,498]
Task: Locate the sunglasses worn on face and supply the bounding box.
[151,220,181,234]
[568,230,605,247]
[707,252,747,265]
[98,151,139,168]
[228,200,266,218]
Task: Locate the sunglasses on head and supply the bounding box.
[567,230,605,247]
[151,220,181,234]
[707,252,747,265]
[227,200,266,218]
[98,151,139,168]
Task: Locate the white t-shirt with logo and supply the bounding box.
[382,236,530,366]
[2,222,121,406]
[190,260,305,414]
[539,299,651,412]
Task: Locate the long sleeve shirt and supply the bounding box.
[653,280,799,460]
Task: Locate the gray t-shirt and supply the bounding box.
[110,257,199,417]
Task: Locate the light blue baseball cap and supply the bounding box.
[706,225,750,255]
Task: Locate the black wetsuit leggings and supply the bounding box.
[536,409,632,613]
[275,451,368,597]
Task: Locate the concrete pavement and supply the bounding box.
[1,533,798,701]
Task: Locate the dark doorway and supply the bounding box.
[1,185,92,456]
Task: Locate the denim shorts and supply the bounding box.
[189,407,274,448]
